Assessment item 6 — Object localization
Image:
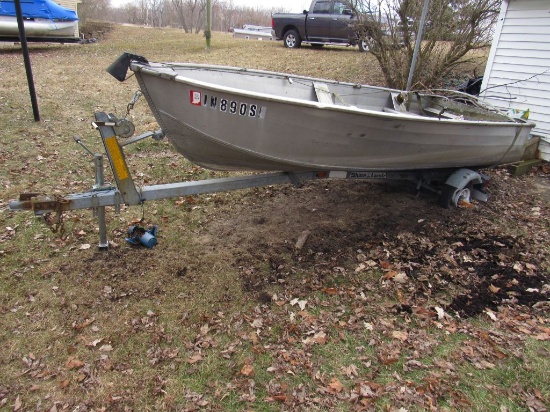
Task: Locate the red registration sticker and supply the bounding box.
[190,90,202,106]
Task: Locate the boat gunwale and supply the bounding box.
[131,62,534,129]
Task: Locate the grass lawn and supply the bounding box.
[0,25,549,411]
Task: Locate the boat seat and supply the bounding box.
[313,82,334,104]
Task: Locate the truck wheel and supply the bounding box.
[358,38,370,52]
[284,30,302,49]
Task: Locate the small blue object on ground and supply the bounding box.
[125,225,158,248]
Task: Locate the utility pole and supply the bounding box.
[205,0,212,49]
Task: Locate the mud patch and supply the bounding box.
[448,265,549,318]
[200,171,549,315]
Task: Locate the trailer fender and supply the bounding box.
[440,168,488,208]
[446,168,483,188]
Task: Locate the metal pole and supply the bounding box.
[94,154,109,251]
[205,0,212,49]
[405,0,430,91]
[14,0,40,121]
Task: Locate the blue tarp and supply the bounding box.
[0,0,78,21]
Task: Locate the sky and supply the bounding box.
[110,0,310,13]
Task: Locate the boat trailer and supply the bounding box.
[8,111,490,250]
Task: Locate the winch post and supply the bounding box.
[93,154,109,250]
[95,112,142,205]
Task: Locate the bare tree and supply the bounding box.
[215,0,235,31]
[349,0,500,90]
[131,0,149,25]
[79,0,111,23]
[93,0,274,33]
[148,0,166,26]
[170,0,208,33]
[118,3,142,25]
[171,0,190,32]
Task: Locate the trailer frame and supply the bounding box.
[8,112,490,250]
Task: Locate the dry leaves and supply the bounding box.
[66,357,85,370]
[240,364,254,376]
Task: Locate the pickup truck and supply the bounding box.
[271,0,368,51]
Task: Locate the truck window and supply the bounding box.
[312,1,331,14]
[333,1,348,14]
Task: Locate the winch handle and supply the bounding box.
[73,135,95,157]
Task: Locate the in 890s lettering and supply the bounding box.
[190,90,266,119]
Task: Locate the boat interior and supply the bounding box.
[153,63,516,123]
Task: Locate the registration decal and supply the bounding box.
[190,90,266,119]
[190,91,202,106]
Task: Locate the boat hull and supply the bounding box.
[233,28,273,41]
[0,16,77,38]
[132,63,534,172]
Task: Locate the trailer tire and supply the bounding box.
[440,183,472,208]
[358,38,370,52]
[284,30,302,49]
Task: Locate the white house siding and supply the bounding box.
[480,0,550,141]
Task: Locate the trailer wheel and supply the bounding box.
[358,38,370,52]
[440,183,472,208]
[284,30,302,49]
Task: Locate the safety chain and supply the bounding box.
[126,90,142,118]
[42,196,69,239]
[43,211,66,239]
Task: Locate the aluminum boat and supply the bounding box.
[109,53,535,172]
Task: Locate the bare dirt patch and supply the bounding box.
[193,167,550,318]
